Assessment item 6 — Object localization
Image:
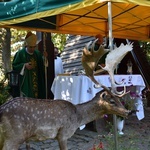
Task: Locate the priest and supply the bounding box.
[12,31,47,98]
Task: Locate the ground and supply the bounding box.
[85,107,150,150]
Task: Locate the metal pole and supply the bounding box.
[43,33,48,99]
[108,2,113,51]
[108,2,118,150]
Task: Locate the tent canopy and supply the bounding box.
[0,0,150,41]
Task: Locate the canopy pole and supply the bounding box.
[108,2,113,51]
[43,32,48,99]
[108,2,118,150]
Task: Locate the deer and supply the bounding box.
[0,39,132,150]
[0,89,129,150]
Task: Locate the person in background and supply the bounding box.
[54,47,64,77]
[12,31,47,98]
[94,34,104,51]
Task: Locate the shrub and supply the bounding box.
[0,79,10,105]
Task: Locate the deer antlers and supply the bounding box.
[101,42,133,95]
[82,38,133,96]
[81,38,109,88]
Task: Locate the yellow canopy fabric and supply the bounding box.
[0,0,150,41]
[56,1,150,41]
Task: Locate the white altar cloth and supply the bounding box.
[51,74,145,104]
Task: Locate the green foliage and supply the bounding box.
[0,28,6,50]
[0,75,9,105]
[51,33,68,53]
[0,64,10,105]
[0,82,9,105]
[11,29,27,44]
[139,41,150,64]
[0,28,26,72]
[11,29,27,54]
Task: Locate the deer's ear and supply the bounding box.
[101,92,110,99]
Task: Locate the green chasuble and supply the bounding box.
[12,48,46,99]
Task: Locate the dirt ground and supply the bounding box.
[120,107,150,150]
[86,107,150,150]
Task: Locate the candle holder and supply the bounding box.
[7,70,20,97]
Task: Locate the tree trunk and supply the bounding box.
[2,28,11,73]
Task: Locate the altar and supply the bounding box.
[51,74,146,120]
